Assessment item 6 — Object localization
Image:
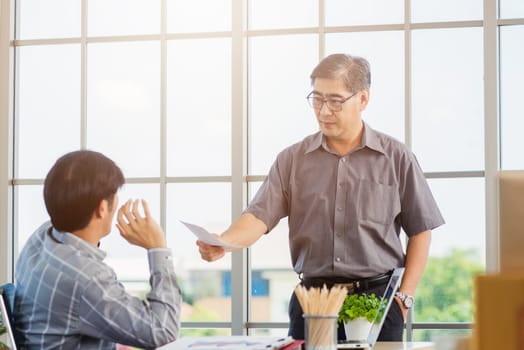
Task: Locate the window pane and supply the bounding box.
[248,0,317,30]
[248,182,296,323]
[325,0,403,26]
[166,38,231,176]
[167,0,231,33]
[16,45,81,179]
[249,34,318,175]
[499,0,524,19]
[411,28,484,172]
[180,328,231,337]
[500,26,524,170]
[412,329,472,343]
[17,0,80,39]
[325,31,405,141]
[416,178,485,323]
[87,41,160,177]
[250,220,297,322]
[88,0,161,36]
[166,183,232,322]
[411,0,482,23]
[251,328,289,337]
[15,185,48,253]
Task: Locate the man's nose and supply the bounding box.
[319,101,332,115]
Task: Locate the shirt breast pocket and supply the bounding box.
[357,179,400,225]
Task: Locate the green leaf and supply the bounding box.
[337,293,386,323]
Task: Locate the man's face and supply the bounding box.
[310,78,369,141]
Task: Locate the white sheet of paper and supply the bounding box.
[180,221,243,249]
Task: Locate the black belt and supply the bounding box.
[300,270,393,293]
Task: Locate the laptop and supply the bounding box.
[0,294,18,350]
[337,267,404,349]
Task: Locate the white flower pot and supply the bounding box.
[344,317,372,340]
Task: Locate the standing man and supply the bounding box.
[15,150,181,349]
[197,53,444,341]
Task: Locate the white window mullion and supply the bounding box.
[231,0,249,336]
[483,0,500,273]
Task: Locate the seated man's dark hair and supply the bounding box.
[44,150,125,232]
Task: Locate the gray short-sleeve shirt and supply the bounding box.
[245,123,445,278]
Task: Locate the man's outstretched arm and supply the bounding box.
[197,213,268,262]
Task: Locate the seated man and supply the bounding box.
[14,150,181,349]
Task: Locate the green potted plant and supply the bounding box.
[337,293,384,340]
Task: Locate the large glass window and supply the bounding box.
[5,0,522,340]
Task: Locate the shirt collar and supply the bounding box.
[50,227,106,261]
[304,122,386,155]
[305,132,324,154]
[361,122,386,155]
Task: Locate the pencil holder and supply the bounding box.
[303,314,338,350]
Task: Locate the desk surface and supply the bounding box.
[373,342,433,350]
[157,338,434,350]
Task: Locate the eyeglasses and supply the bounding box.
[306,91,358,112]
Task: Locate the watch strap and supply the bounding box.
[395,291,414,308]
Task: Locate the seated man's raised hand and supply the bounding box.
[116,199,167,249]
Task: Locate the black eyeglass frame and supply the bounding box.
[306,91,358,112]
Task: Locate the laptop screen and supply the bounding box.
[366,267,404,345]
[0,296,17,350]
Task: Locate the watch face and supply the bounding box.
[404,296,414,308]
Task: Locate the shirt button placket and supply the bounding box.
[333,156,347,270]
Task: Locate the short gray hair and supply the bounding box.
[310,53,371,93]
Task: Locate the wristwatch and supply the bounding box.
[395,291,415,309]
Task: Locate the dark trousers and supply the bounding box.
[287,283,404,341]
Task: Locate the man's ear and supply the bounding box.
[359,89,370,111]
[94,199,109,219]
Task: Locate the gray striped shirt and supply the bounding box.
[14,221,181,350]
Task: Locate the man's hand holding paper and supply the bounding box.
[180,221,243,261]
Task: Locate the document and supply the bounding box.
[180,221,243,249]
[158,336,294,350]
